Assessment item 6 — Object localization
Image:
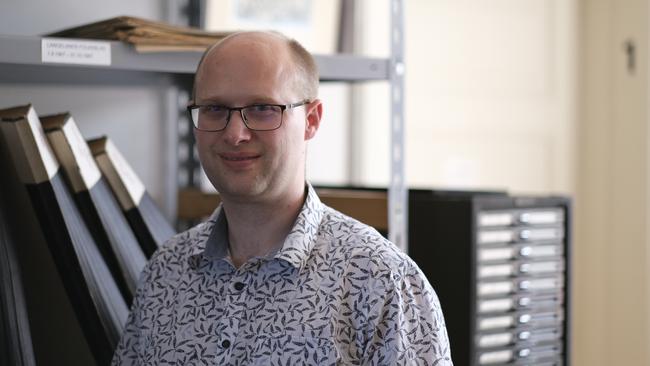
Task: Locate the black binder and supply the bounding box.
[0,105,128,366]
[88,136,175,257]
[0,165,36,366]
[42,113,147,303]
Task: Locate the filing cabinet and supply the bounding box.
[408,190,571,366]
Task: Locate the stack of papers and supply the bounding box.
[47,16,231,52]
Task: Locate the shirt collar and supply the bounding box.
[274,184,324,271]
[191,183,324,271]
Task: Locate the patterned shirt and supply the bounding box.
[112,185,453,365]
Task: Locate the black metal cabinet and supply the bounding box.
[408,190,571,366]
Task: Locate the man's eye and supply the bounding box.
[202,105,226,113]
[249,105,282,116]
[251,105,276,112]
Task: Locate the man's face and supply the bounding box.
[193,35,321,203]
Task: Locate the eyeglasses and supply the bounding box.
[187,100,310,132]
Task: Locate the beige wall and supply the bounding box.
[577,0,650,364]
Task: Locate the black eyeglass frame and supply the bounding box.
[187,100,311,132]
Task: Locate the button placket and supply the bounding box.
[217,268,250,360]
[213,262,239,363]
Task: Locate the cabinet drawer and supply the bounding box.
[478,208,565,228]
[477,310,564,331]
[477,292,564,314]
[477,326,563,348]
[478,226,564,245]
[478,243,563,262]
[477,276,564,297]
[478,259,564,279]
[478,342,563,365]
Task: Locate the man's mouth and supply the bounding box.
[224,156,256,161]
[219,153,261,161]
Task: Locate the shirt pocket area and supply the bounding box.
[247,332,340,366]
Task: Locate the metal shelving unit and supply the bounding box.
[0,35,390,80]
[0,0,407,249]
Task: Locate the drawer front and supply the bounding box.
[477,275,564,297]
[477,226,564,245]
[477,259,565,279]
[476,326,563,348]
[477,292,564,314]
[478,208,565,228]
[477,243,564,263]
[477,342,563,365]
[477,310,564,332]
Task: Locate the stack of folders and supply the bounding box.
[88,136,175,258]
[0,170,36,365]
[47,16,230,52]
[41,113,147,304]
[0,105,128,365]
[0,104,176,363]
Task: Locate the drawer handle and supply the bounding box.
[518,348,531,358]
[518,297,531,307]
[519,281,530,290]
[519,314,531,324]
[518,331,531,340]
[519,246,532,257]
[519,264,530,273]
[520,230,531,240]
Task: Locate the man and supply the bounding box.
[112,31,452,365]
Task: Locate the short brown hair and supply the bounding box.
[192,31,319,102]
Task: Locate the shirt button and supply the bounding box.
[233,282,245,291]
[221,339,231,348]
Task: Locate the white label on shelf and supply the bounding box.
[529,245,559,257]
[519,210,562,225]
[479,247,515,261]
[478,332,513,348]
[522,261,561,274]
[479,315,515,330]
[479,349,513,364]
[478,264,514,278]
[520,228,562,241]
[478,212,513,227]
[42,38,111,66]
[478,281,514,296]
[478,298,514,313]
[478,230,515,244]
[526,278,561,290]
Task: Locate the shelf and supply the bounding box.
[0,34,390,82]
[177,188,389,231]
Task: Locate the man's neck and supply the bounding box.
[221,186,306,268]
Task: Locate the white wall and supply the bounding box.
[353,0,577,196]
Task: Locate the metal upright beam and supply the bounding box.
[388,0,407,251]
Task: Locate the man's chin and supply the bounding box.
[215,181,265,201]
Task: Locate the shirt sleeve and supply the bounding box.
[363,261,454,366]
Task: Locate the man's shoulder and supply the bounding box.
[318,205,416,274]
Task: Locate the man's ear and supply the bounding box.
[304,99,323,141]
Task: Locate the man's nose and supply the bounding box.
[222,110,252,145]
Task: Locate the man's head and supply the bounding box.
[192,31,323,203]
[193,31,318,102]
